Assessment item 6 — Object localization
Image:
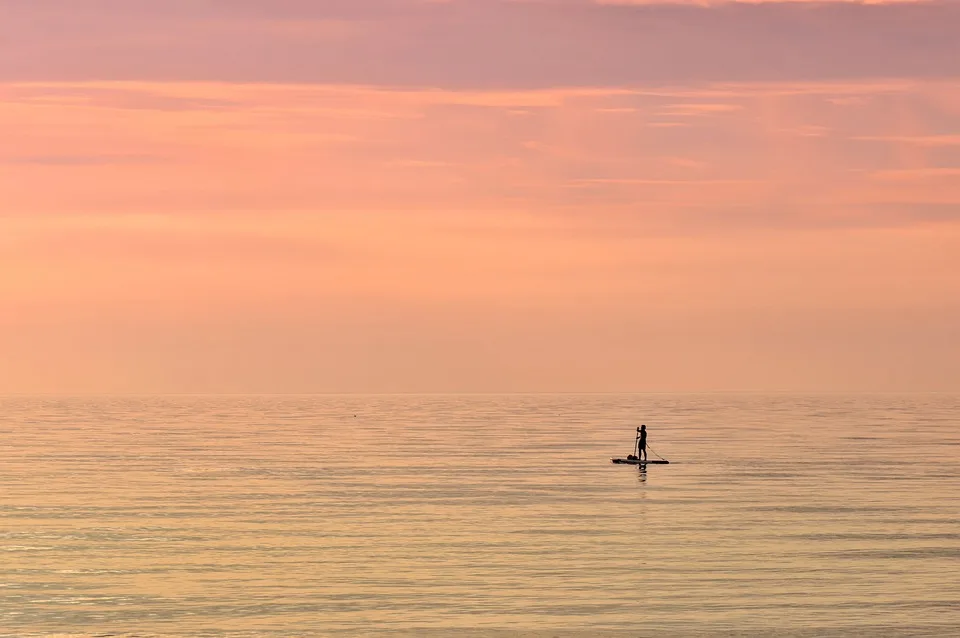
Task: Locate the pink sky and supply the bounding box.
[2,1,959,393]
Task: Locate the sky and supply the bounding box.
[2,0,959,393]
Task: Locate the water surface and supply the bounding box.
[1,394,957,636]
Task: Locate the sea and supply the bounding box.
[0,394,957,637]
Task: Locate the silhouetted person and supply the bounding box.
[637,425,647,462]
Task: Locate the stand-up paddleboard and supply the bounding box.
[613,426,671,465]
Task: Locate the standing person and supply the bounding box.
[637,425,647,462]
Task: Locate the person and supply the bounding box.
[637,425,647,462]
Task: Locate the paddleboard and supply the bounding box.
[611,458,670,465]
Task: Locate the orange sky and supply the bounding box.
[2,1,959,393]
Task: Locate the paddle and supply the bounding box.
[647,443,668,463]
[630,426,645,460]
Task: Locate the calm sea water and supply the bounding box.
[0,394,957,637]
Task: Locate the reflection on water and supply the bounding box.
[0,394,958,637]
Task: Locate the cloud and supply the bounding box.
[657,103,743,116]
[595,0,928,4]
[0,153,169,166]
[873,168,960,180]
[3,79,959,231]
[856,134,960,146]
[1,1,959,87]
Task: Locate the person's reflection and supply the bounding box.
[637,465,647,483]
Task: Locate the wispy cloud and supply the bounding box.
[856,134,960,146]
[3,79,959,229]
[1,153,169,166]
[657,103,743,116]
[873,168,960,180]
